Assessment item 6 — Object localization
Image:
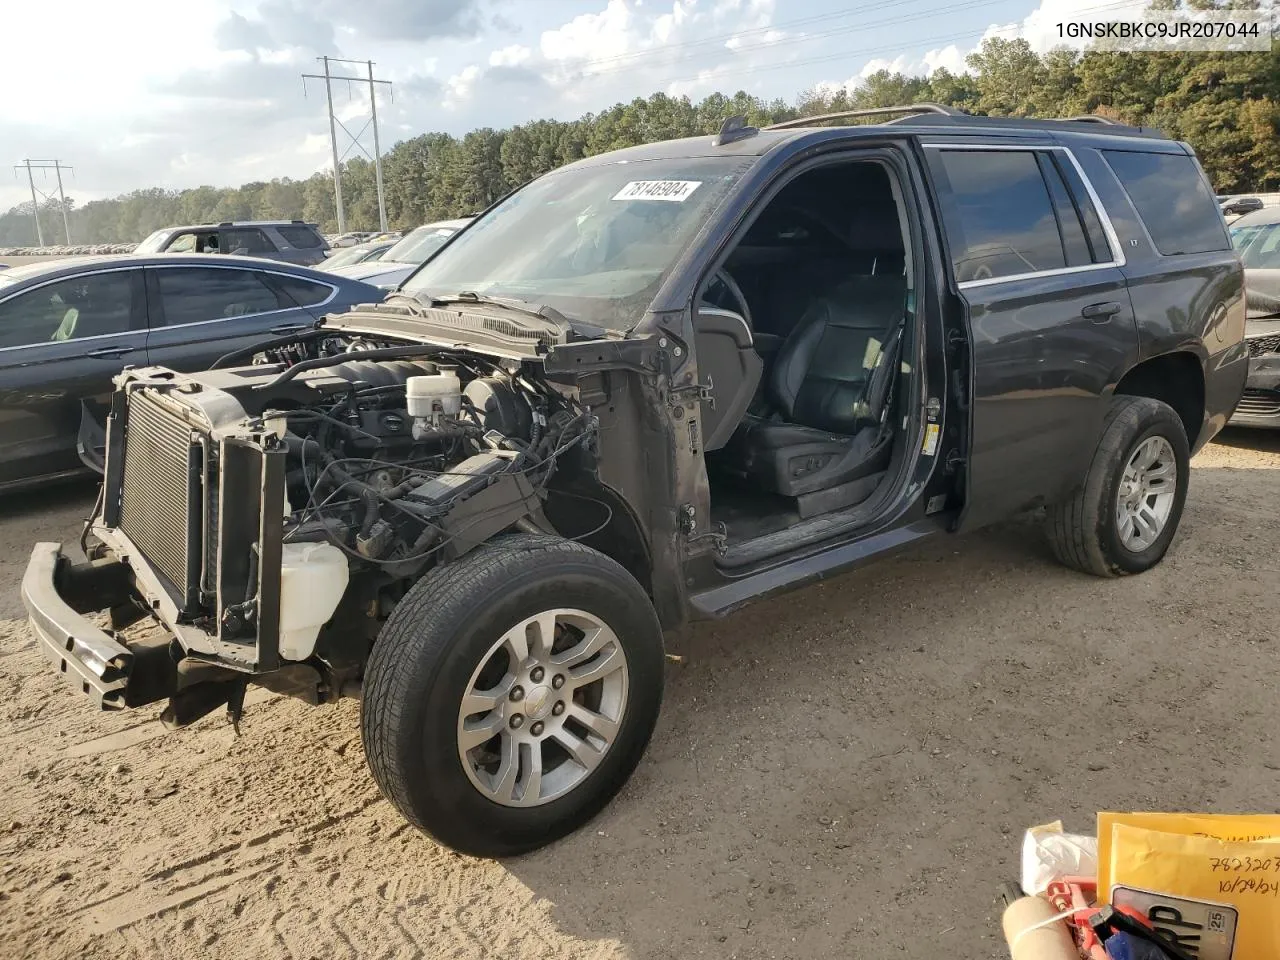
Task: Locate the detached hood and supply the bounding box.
[325,260,416,288]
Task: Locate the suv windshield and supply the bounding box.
[384,225,464,265]
[134,229,171,254]
[402,156,753,329]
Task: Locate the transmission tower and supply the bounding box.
[14,159,74,245]
[302,57,393,234]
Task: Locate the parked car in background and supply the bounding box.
[321,239,396,270]
[325,217,473,289]
[133,221,330,266]
[1228,206,1280,426]
[1221,196,1264,218]
[330,231,378,248]
[0,254,381,491]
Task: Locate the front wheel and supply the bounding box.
[1046,395,1190,577]
[361,534,664,858]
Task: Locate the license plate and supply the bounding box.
[1111,885,1238,960]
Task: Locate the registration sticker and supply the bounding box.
[1111,885,1238,960]
[922,422,940,456]
[612,180,702,202]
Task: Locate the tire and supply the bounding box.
[361,534,664,858]
[1046,395,1190,577]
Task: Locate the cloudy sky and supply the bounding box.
[0,0,1141,213]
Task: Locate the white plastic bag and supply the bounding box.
[1020,820,1098,895]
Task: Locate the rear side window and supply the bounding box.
[276,225,324,249]
[153,267,281,326]
[269,274,334,307]
[222,228,274,255]
[1103,150,1229,256]
[933,150,1069,282]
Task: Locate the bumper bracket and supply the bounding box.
[22,543,135,710]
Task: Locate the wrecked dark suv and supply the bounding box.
[24,105,1246,858]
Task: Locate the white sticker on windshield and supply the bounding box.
[612,180,703,202]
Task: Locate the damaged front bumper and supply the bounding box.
[22,542,138,709]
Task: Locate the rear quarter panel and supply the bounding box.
[1071,143,1247,450]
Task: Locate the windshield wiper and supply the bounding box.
[430,291,572,329]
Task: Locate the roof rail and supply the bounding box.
[765,103,964,130]
[1058,115,1119,125]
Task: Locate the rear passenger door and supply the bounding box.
[923,142,1140,529]
[0,268,145,486]
[219,227,275,260]
[144,264,332,372]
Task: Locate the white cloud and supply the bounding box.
[822,0,1148,93]
[489,44,532,67]
[540,0,637,62]
[444,64,483,107]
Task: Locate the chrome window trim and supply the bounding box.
[145,262,339,329]
[0,262,338,354]
[921,142,1127,290]
[0,265,142,355]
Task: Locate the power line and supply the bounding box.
[302,57,394,234]
[14,159,74,246]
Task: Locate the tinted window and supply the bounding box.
[1054,155,1112,262]
[154,268,281,326]
[271,274,334,308]
[1233,221,1280,269]
[276,225,323,249]
[934,150,1067,282]
[1038,154,1093,268]
[0,270,136,349]
[1103,150,1229,256]
[222,228,274,255]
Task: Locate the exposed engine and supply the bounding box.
[97,336,595,691]
[262,343,590,571]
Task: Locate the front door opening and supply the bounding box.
[695,158,915,546]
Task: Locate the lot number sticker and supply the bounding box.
[612,180,703,202]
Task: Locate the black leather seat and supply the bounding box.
[726,274,906,499]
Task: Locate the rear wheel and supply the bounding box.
[1046,395,1190,577]
[361,534,664,857]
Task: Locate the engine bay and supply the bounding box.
[267,346,590,569]
[98,333,598,678]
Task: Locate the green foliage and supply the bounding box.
[3,34,1277,246]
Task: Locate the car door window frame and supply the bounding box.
[144,263,339,330]
[0,267,146,354]
[923,143,1126,290]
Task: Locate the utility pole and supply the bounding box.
[52,163,71,244]
[322,57,346,233]
[14,159,75,245]
[21,160,43,247]
[368,60,388,233]
[302,58,393,235]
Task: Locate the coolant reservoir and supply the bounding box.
[406,369,462,420]
[278,542,349,661]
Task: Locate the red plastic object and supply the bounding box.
[1045,877,1109,959]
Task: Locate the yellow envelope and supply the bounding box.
[1097,812,1280,901]
[1107,822,1280,960]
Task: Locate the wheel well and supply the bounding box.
[542,479,652,595]
[1114,352,1204,446]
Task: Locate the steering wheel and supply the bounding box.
[701,268,753,331]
